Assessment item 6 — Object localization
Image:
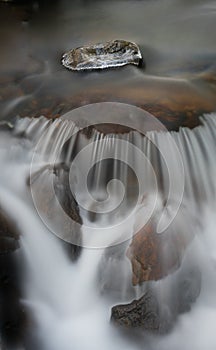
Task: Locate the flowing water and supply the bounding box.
[0,0,216,349]
[0,112,216,350]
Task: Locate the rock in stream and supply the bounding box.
[62,40,142,71]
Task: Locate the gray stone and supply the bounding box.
[111,266,201,334]
[62,40,142,71]
[111,289,162,332]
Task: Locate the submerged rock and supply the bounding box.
[0,209,27,348]
[62,40,142,71]
[97,242,135,299]
[0,208,19,254]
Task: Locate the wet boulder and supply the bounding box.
[111,266,201,333]
[62,40,142,71]
[28,163,83,261]
[127,220,194,285]
[53,164,83,261]
[111,289,162,331]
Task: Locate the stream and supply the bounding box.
[0,0,216,349]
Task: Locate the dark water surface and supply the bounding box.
[1,0,216,129]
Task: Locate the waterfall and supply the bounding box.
[0,112,216,349]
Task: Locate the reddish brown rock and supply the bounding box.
[127,221,193,285]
